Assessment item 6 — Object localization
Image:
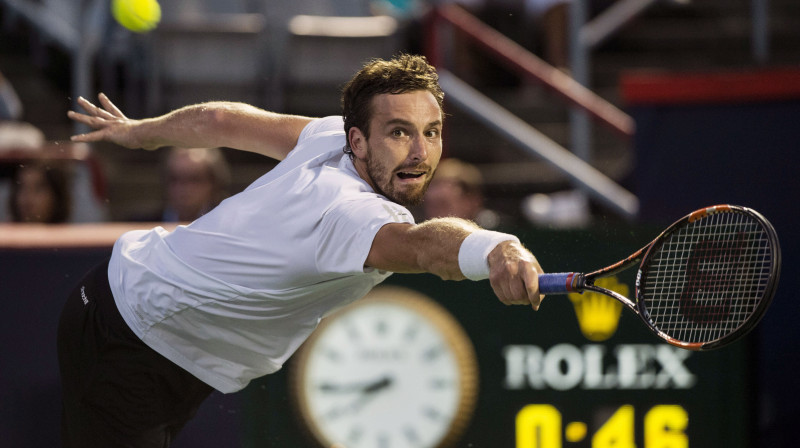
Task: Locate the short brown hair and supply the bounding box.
[341,54,444,156]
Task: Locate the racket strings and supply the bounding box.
[640,211,773,344]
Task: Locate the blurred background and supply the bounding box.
[1,0,798,447]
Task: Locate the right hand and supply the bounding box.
[68,93,155,150]
[487,240,545,311]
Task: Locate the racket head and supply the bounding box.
[634,205,781,350]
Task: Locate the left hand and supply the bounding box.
[68,94,155,150]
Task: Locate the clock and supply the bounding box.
[289,286,479,448]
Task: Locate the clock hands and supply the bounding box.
[318,376,393,394]
[319,376,394,419]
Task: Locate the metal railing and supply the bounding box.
[425,3,639,219]
[438,71,639,218]
[427,4,635,139]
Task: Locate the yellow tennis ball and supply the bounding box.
[112,0,161,33]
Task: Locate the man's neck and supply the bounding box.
[352,158,378,193]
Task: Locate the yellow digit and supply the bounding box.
[592,405,636,448]
[644,405,688,448]
[516,404,562,448]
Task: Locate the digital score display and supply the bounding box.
[516,403,688,448]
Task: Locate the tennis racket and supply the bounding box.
[538,205,781,351]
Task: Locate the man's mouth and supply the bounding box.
[396,171,425,180]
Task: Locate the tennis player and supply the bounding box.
[60,54,544,447]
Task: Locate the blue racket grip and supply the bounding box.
[538,272,581,295]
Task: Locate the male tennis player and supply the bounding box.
[60,54,544,447]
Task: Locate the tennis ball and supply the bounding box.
[112,0,161,33]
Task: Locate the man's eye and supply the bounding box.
[392,129,406,137]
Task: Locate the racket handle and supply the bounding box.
[538,272,582,294]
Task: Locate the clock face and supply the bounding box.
[291,287,478,448]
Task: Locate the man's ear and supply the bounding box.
[348,127,367,160]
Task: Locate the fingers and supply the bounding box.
[67,110,101,127]
[98,93,127,118]
[68,94,127,140]
[490,259,544,310]
[76,96,108,118]
[70,129,108,143]
[490,279,521,307]
[67,93,145,149]
[75,95,120,121]
[67,111,120,139]
[522,267,543,311]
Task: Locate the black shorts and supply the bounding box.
[57,259,213,448]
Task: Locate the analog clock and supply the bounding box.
[290,286,479,448]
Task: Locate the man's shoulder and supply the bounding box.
[281,116,345,165]
[299,116,345,141]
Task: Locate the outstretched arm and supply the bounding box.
[68,93,314,161]
[366,218,545,310]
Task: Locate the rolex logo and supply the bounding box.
[568,277,627,341]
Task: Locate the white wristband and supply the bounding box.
[458,230,520,281]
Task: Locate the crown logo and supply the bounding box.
[569,276,627,341]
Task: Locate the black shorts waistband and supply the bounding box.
[82,259,138,342]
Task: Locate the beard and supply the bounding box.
[364,150,434,207]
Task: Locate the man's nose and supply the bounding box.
[409,134,428,162]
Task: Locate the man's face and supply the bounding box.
[423,178,481,221]
[15,167,56,223]
[350,90,443,207]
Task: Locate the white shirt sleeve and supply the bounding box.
[315,198,414,275]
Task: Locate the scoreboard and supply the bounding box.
[390,226,752,448]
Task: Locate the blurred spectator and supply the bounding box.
[0,120,48,223]
[0,71,107,223]
[131,147,231,222]
[524,0,570,70]
[7,160,72,223]
[422,157,501,229]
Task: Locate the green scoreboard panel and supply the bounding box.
[243,224,754,447]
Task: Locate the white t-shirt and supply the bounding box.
[108,116,415,393]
